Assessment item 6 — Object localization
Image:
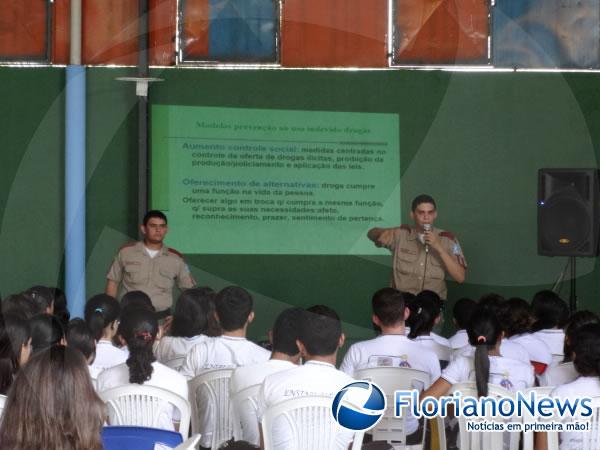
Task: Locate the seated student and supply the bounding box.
[407,292,451,366]
[155,287,221,369]
[257,306,355,450]
[97,308,188,431]
[549,323,600,450]
[114,290,156,352]
[448,297,476,353]
[85,294,128,372]
[422,308,535,398]
[230,307,303,446]
[500,297,553,374]
[455,294,530,364]
[180,286,270,378]
[29,313,66,354]
[180,286,269,449]
[67,318,100,382]
[530,290,569,358]
[0,345,105,450]
[340,288,440,380]
[539,311,600,387]
[0,314,31,395]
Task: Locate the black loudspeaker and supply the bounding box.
[538,168,600,256]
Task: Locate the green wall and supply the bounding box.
[1,66,599,342]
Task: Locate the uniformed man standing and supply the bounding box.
[105,210,196,316]
[367,194,466,300]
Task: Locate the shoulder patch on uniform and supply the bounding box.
[400,224,411,232]
[167,247,184,258]
[119,241,137,251]
[440,231,456,240]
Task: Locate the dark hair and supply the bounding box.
[84,294,121,340]
[298,305,342,356]
[372,288,406,326]
[271,308,303,356]
[530,290,569,331]
[29,314,65,354]
[67,318,96,361]
[143,210,168,226]
[121,290,155,313]
[120,309,158,384]
[411,194,436,212]
[453,297,477,330]
[467,308,502,397]
[24,285,55,314]
[563,311,600,362]
[499,297,532,337]
[0,315,31,395]
[572,323,600,377]
[2,294,38,320]
[51,287,70,329]
[215,286,253,332]
[407,291,441,339]
[171,287,221,338]
[0,345,105,450]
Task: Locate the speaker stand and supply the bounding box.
[569,256,577,313]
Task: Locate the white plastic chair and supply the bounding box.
[436,382,518,450]
[550,354,564,367]
[547,396,600,450]
[522,386,554,450]
[188,369,235,449]
[356,367,431,449]
[428,342,452,364]
[261,395,364,450]
[0,393,7,416]
[99,385,191,438]
[537,362,577,387]
[173,433,202,450]
[231,383,262,446]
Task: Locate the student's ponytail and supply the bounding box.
[467,309,502,397]
[84,294,120,341]
[407,292,440,339]
[120,309,158,384]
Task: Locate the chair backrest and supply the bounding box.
[188,368,235,449]
[99,385,191,438]
[101,426,183,450]
[173,434,202,450]
[261,395,363,450]
[427,341,452,364]
[521,387,554,450]
[356,367,430,447]
[0,393,7,417]
[537,362,577,387]
[547,396,600,450]
[231,383,262,446]
[447,382,517,450]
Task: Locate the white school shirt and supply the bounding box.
[551,376,600,450]
[154,335,210,369]
[413,335,452,361]
[97,361,188,431]
[448,329,468,350]
[179,335,270,447]
[441,355,535,391]
[179,335,270,378]
[507,334,553,365]
[90,339,128,372]
[340,334,441,385]
[532,329,565,356]
[538,361,578,387]
[230,359,297,446]
[257,361,355,450]
[453,340,531,365]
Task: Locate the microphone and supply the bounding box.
[423,223,431,253]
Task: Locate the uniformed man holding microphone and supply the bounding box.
[367,194,466,300]
[105,210,196,317]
